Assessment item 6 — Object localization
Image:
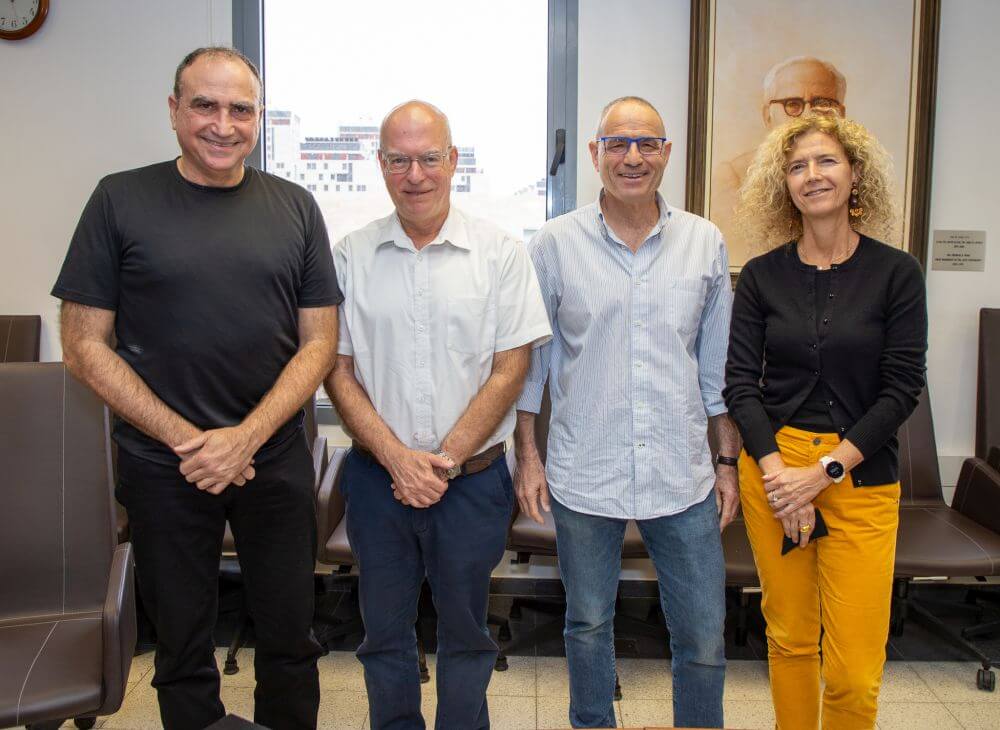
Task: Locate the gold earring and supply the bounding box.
[849,184,864,218]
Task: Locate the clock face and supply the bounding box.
[0,0,47,39]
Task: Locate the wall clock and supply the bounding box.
[0,0,49,41]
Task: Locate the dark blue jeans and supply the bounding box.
[342,448,513,730]
[551,490,727,728]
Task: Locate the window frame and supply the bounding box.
[232,0,577,423]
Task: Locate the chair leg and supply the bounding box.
[224,604,250,675]
[73,719,97,729]
[908,599,996,691]
[736,588,750,647]
[963,619,1000,640]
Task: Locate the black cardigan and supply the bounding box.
[723,235,928,486]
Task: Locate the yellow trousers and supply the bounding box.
[739,426,900,730]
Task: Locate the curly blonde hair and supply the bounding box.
[736,114,898,252]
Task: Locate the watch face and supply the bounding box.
[825,460,845,479]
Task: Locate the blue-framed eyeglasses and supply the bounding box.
[598,136,668,156]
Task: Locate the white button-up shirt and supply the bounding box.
[517,194,733,519]
[336,207,552,451]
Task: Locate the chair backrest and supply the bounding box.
[977,308,1000,460]
[897,386,945,505]
[0,315,41,363]
[0,363,115,619]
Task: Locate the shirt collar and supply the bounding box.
[596,190,672,247]
[379,207,472,252]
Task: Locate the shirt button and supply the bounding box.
[839,427,846,434]
[810,343,818,350]
[828,400,835,407]
[637,443,646,448]
[634,362,643,368]
[812,370,819,376]
[823,318,830,324]
[418,325,425,332]
[828,293,835,299]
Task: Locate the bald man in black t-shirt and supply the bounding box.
[52,47,341,730]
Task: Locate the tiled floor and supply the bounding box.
[66,652,999,729]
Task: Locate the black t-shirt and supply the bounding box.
[52,160,344,465]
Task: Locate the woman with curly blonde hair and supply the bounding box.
[723,114,927,729]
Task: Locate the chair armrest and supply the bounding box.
[312,435,329,493]
[988,446,1000,472]
[952,457,1000,535]
[316,447,348,548]
[96,542,136,716]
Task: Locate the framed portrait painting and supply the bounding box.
[686,0,940,271]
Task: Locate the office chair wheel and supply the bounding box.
[223,656,239,675]
[495,654,508,672]
[976,668,996,692]
[74,718,97,729]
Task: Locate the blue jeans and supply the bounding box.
[551,490,726,728]
[342,448,513,730]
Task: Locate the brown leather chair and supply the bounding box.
[0,315,41,362]
[976,308,1000,461]
[218,396,329,675]
[891,387,1000,691]
[0,363,135,730]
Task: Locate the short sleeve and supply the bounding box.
[51,183,122,310]
[298,198,344,308]
[494,236,553,352]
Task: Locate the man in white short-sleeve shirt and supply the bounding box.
[324,100,550,730]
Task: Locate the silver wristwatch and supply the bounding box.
[436,450,462,480]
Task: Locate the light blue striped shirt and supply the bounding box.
[517,193,733,519]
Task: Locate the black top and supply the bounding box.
[52,160,344,465]
[787,269,834,431]
[723,235,927,486]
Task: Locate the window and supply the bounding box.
[234,0,577,414]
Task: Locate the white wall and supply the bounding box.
[0,0,231,361]
[576,0,690,208]
[1,0,996,480]
[926,0,1000,482]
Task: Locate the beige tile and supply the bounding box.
[317,690,369,730]
[536,656,571,698]
[724,660,772,702]
[487,655,537,696]
[318,649,367,692]
[59,720,106,729]
[941,702,1000,729]
[723,699,776,729]
[877,661,935,703]
[218,686,256,722]
[536,696,624,730]
[615,657,673,701]
[535,696,572,729]
[128,650,155,682]
[484,695,537,729]
[876,701,962,729]
[618,697,673,727]
[910,662,1000,703]
[216,646,256,688]
[101,683,163,730]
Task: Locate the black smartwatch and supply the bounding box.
[716,455,739,468]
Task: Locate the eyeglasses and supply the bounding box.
[598,136,668,156]
[768,97,843,118]
[381,148,452,174]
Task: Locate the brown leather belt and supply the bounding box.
[351,441,506,477]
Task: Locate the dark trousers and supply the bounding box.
[342,448,513,730]
[117,435,322,730]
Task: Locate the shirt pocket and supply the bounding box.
[447,296,492,355]
[665,277,705,337]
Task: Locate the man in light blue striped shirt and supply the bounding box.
[514,97,740,729]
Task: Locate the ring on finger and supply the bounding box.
[799,524,812,533]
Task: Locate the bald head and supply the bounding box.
[762,56,846,126]
[596,96,664,138]
[380,100,453,150]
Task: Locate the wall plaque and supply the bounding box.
[932,230,986,272]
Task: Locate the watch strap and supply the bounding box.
[716,455,739,468]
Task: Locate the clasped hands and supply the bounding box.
[173,425,260,495]
[762,462,832,548]
[386,444,456,508]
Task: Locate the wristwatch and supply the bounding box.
[716,455,739,468]
[436,450,462,480]
[819,456,846,483]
